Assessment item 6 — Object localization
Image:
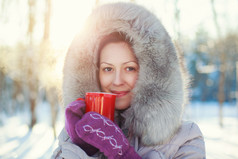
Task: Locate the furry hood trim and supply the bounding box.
[63,2,189,146]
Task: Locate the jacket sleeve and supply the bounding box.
[173,123,206,159]
[142,150,166,159]
[141,122,206,159]
[51,128,100,159]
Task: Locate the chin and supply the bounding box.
[115,95,132,110]
[115,102,130,110]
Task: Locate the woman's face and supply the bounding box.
[99,42,139,110]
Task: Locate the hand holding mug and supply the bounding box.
[76,112,142,159]
[65,92,116,155]
[65,99,99,156]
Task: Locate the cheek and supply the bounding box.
[127,73,138,88]
[99,72,111,90]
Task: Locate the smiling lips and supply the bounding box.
[111,91,129,97]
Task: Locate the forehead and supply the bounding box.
[99,42,137,63]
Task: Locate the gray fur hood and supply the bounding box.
[63,2,189,146]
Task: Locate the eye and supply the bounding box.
[126,67,136,72]
[103,67,113,72]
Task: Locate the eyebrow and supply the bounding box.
[100,61,138,65]
[123,61,138,64]
[100,62,113,66]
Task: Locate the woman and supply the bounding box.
[52,2,206,159]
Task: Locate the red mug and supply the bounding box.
[85,92,116,121]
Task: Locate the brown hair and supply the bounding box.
[98,32,133,54]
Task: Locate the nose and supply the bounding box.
[113,70,124,86]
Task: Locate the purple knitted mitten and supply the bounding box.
[65,99,98,155]
[75,112,141,159]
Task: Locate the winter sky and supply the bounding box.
[1,0,238,48]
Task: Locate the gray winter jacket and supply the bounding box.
[52,2,206,159]
[52,121,204,159]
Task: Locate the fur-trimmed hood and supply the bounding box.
[63,2,189,146]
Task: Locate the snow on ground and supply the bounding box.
[185,102,238,159]
[0,102,64,159]
[0,101,238,159]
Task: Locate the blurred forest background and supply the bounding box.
[0,0,238,158]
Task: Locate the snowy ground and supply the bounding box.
[184,102,238,159]
[0,101,238,159]
[0,102,64,159]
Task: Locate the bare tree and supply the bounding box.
[174,0,181,41]
[40,0,60,138]
[43,0,51,41]
[236,62,238,116]
[210,0,225,127]
[26,0,39,128]
[95,0,100,6]
[46,86,59,138]
[173,0,186,76]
